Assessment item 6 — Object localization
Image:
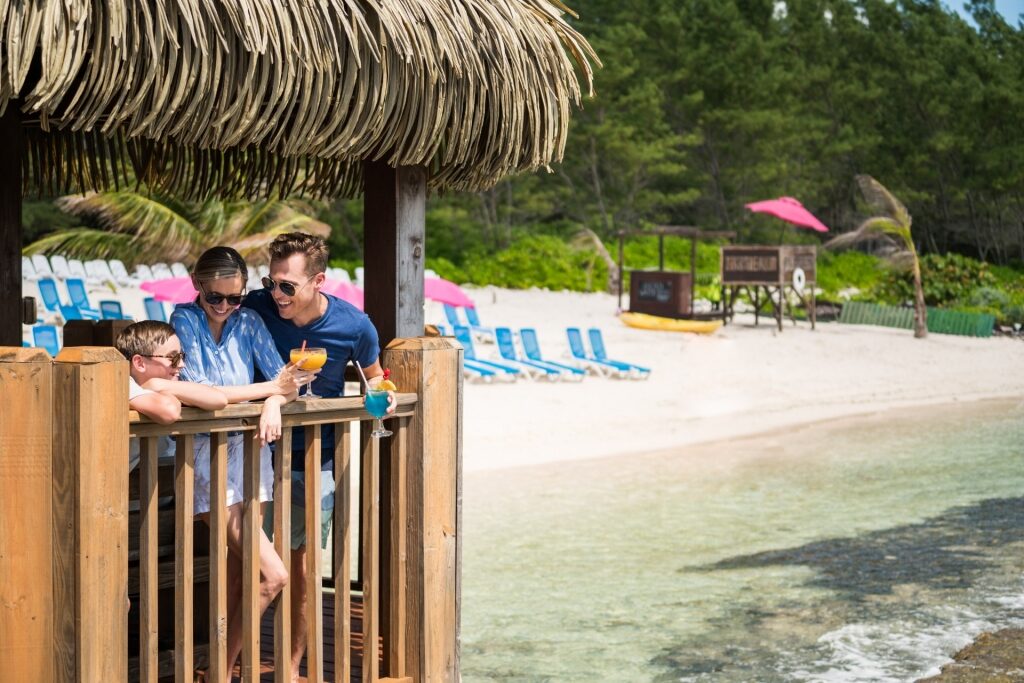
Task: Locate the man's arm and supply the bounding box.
[142,378,228,411]
[130,392,182,425]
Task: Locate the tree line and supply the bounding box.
[402,0,1024,266]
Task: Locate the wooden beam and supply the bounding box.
[0,348,53,681]
[0,106,23,347]
[363,162,426,346]
[382,337,462,683]
[51,347,129,683]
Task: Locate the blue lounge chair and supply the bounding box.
[464,307,496,341]
[144,297,167,322]
[452,325,523,379]
[99,300,130,320]
[566,328,628,378]
[33,325,60,356]
[443,303,462,328]
[495,328,576,380]
[519,328,589,377]
[588,328,651,378]
[37,278,63,313]
[436,325,498,382]
[65,278,101,318]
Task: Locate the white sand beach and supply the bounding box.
[456,287,1024,472]
[26,278,1024,475]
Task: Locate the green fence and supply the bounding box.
[839,302,995,338]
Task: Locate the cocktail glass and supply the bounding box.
[365,389,392,438]
[289,347,328,399]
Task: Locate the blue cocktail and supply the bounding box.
[365,389,392,437]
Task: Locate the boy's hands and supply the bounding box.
[274,362,318,395]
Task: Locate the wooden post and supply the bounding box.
[363,162,427,346]
[382,338,462,683]
[0,106,22,347]
[690,237,697,310]
[0,348,54,681]
[51,347,129,683]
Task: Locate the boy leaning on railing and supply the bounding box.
[114,320,228,471]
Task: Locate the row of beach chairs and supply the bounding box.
[438,323,650,382]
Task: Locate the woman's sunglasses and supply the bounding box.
[198,282,244,307]
[261,276,313,297]
[143,351,186,367]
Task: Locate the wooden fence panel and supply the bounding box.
[52,347,130,683]
[335,422,353,683]
[0,348,54,682]
[174,434,195,683]
[208,431,228,683]
[139,436,160,683]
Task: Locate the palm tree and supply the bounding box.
[571,228,620,294]
[24,191,330,267]
[826,175,927,338]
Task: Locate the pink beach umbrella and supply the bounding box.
[140,276,198,303]
[745,196,829,233]
[320,278,365,309]
[425,276,474,308]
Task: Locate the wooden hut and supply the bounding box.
[0,3,597,682]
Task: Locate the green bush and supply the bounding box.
[460,235,608,291]
[816,251,886,302]
[877,253,997,306]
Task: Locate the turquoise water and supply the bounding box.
[462,400,1024,682]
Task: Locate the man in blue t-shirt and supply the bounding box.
[243,231,394,675]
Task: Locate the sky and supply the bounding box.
[954,0,1024,23]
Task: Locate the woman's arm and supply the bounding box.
[258,392,298,445]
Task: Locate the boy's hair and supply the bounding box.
[268,232,329,275]
[116,321,177,361]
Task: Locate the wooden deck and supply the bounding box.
[132,592,381,683]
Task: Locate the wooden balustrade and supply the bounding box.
[0,337,462,683]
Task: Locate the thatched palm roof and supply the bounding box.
[1,0,597,199]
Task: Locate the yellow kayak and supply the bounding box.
[621,312,723,334]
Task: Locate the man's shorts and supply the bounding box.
[263,470,335,550]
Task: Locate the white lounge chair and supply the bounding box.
[50,254,73,280]
[135,263,155,281]
[151,263,174,280]
[87,259,118,287]
[109,259,137,286]
[22,256,38,282]
[171,262,190,278]
[67,258,90,282]
[31,254,55,280]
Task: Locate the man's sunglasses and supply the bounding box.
[143,351,186,367]
[198,282,244,307]
[261,276,313,297]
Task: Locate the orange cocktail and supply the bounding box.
[290,347,327,398]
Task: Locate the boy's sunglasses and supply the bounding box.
[143,351,186,367]
[262,276,313,297]
[198,282,244,307]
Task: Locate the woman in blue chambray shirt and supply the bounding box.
[170,246,314,683]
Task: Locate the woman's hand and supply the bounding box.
[259,395,286,445]
[274,362,317,395]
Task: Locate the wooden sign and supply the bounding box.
[721,246,816,285]
[629,270,692,318]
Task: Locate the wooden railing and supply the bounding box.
[0,337,462,683]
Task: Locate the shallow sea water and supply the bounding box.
[461,399,1024,682]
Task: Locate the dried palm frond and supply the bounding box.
[4,0,599,200]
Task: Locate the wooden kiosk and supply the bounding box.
[617,227,736,320]
[721,245,818,331]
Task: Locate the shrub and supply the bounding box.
[876,253,997,306]
[461,235,608,291]
[816,251,886,302]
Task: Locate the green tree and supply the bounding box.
[827,175,928,338]
[24,191,330,266]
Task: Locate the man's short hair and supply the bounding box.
[116,321,177,361]
[268,232,329,275]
